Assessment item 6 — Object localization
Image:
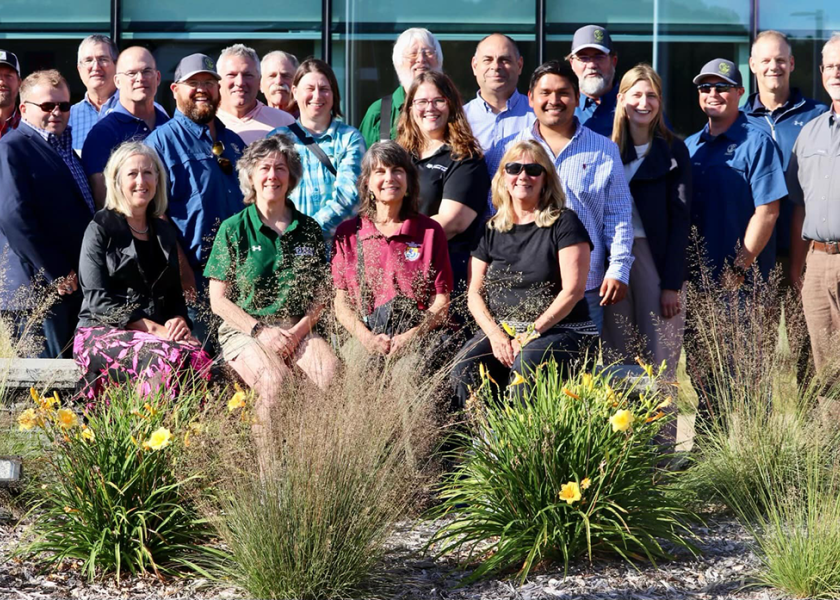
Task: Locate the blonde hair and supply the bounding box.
[20,69,68,103]
[611,64,672,157]
[103,142,168,218]
[488,140,565,232]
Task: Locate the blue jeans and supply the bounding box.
[40,292,82,358]
[584,289,604,335]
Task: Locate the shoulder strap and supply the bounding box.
[379,95,393,142]
[287,122,337,177]
[355,216,371,319]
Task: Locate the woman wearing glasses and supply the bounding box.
[450,140,596,407]
[397,71,490,294]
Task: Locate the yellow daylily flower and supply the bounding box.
[500,321,517,337]
[582,373,594,391]
[609,409,634,433]
[559,481,582,505]
[227,390,247,412]
[80,426,95,442]
[143,427,172,451]
[143,402,159,417]
[17,408,41,431]
[635,356,654,378]
[56,408,79,429]
[29,387,40,404]
[510,371,526,386]
[655,396,673,411]
[563,388,580,400]
[581,477,592,490]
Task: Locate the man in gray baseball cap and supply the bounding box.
[0,50,22,139]
[567,24,618,137]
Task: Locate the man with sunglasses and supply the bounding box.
[145,53,245,349]
[0,70,95,358]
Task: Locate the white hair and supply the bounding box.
[218,43,261,76]
[391,28,443,72]
[822,32,840,57]
[261,50,299,72]
[77,34,118,63]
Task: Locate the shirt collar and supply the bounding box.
[218,100,265,124]
[295,117,338,140]
[1,109,20,135]
[699,112,749,143]
[531,116,582,146]
[21,119,74,151]
[358,214,422,240]
[247,202,301,235]
[582,83,618,110]
[174,109,224,140]
[749,88,803,114]
[476,88,525,114]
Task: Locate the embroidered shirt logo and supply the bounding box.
[404,243,421,262]
[725,143,737,156]
[295,246,315,257]
[251,245,262,252]
[794,120,805,126]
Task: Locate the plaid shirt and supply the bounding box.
[69,92,119,152]
[516,118,634,289]
[0,109,20,140]
[21,120,96,213]
[268,119,366,236]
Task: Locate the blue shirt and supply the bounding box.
[464,89,535,180]
[576,84,618,138]
[145,110,245,269]
[69,92,120,152]
[81,102,171,176]
[515,118,635,290]
[685,112,788,279]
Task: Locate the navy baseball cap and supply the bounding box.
[570,25,613,56]
[174,53,221,83]
[0,50,20,76]
[693,58,743,86]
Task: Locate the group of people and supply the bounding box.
[1,23,840,430]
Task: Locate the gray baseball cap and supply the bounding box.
[693,58,743,86]
[173,53,221,83]
[0,50,20,76]
[570,25,612,56]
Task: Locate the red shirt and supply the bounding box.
[0,109,20,140]
[332,214,453,314]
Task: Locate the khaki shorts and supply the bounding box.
[218,317,300,362]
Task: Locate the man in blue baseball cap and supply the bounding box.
[567,25,618,137]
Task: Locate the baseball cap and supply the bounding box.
[693,58,743,86]
[0,50,21,76]
[570,25,612,56]
[173,53,221,83]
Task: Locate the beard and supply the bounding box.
[579,73,613,98]
[0,89,15,109]
[183,95,218,124]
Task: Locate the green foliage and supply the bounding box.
[428,361,697,582]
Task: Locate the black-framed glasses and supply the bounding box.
[211,141,233,175]
[504,162,545,177]
[412,97,447,110]
[697,82,736,94]
[24,100,71,113]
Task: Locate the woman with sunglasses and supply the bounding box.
[602,64,691,385]
[450,140,597,407]
[397,71,490,294]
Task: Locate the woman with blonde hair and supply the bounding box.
[450,140,596,406]
[602,64,692,384]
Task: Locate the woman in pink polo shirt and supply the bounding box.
[332,141,453,357]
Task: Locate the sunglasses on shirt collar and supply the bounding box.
[504,162,546,177]
[24,100,72,113]
[211,141,233,175]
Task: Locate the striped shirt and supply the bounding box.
[268,118,366,237]
[515,118,634,290]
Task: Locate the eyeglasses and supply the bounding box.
[24,100,72,113]
[80,56,113,67]
[571,53,610,64]
[404,48,436,63]
[697,82,736,94]
[211,141,233,175]
[504,162,545,177]
[820,64,840,74]
[181,79,219,90]
[118,68,157,80]
[412,97,447,110]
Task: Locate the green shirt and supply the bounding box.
[358,86,406,149]
[204,203,328,318]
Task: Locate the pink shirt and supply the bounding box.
[216,100,294,145]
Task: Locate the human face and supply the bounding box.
[77,41,117,95]
[504,151,545,205]
[471,35,523,98]
[619,79,660,131]
[20,83,71,136]
[697,75,744,120]
[252,152,290,205]
[821,43,840,102]
[569,48,617,98]
[528,74,578,130]
[171,73,220,124]
[411,82,449,141]
[115,48,160,106]
[396,39,440,90]
[261,55,296,111]
[369,162,408,206]
[119,153,157,214]
[219,53,259,113]
[293,71,333,124]
[749,37,793,94]
[0,65,20,110]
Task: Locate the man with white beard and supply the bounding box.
[567,25,619,137]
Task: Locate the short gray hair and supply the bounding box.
[391,28,443,71]
[104,142,169,218]
[823,33,840,58]
[261,50,299,72]
[218,43,261,76]
[752,30,792,56]
[237,134,303,205]
[77,34,118,64]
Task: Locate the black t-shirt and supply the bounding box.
[472,210,593,324]
[414,145,490,255]
[134,237,167,287]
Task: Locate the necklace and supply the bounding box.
[128,222,149,235]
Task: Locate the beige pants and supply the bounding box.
[802,248,840,374]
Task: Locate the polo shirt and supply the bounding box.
[685,112,788,279]
[217,100,294,145]
[464,89,535,180]
[576,84,618,138]
[81,102,170,176]
[358,86,405,149]
[145,110,245,269]
[204,203,327,318]
[742,89,828,254]
[331,214,453,315]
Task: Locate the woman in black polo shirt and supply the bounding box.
[396,71,490,294]
[450,140,597,407]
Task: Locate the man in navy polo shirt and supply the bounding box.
[567,25,618,138]
[686,58,786,284]
[83,46,169,207]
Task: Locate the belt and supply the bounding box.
[812,241,840,255]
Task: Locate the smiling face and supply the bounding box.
[20,82,71,136]
[293,71,333,125]
[77,41,117,97]
[471,34,523,99]
[410,82,449,141]
[750,36,793,95]
[219,52,259,114]
[697,75,744,121]
[171,73,220,124]
[0,64,20,111]
[396,39,440,90]
[119,153,157,214]
[569,48,617,98]
[369,161,408,207]
[504,151,545,205]
[115,47,160,106]
[528,73,578,131]
[822,42,840,102]
[252,152,290,206]
[260,54,296,111]
[619,78,660,131]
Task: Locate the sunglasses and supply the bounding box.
[25,100,72,113]
[211,141,233,175]
[504,162,546,177]
[696,82,736,94]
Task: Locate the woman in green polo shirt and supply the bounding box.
[205,135,339,451]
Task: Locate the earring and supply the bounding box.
[369,191,376,202]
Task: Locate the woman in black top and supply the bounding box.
[74,142,211,400]
[450,141,596,407]
[396,71,490,293]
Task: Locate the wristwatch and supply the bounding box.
[250,321,265,338]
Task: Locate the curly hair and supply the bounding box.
[357,141,420,221]
[237,134,303,205]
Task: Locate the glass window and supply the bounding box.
[0,1,109,32]
[333,0,533,29]
[547,0,750,30]
[3,41,90,102]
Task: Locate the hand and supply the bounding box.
[389,329,416,356]
[257,326,295,357]
[164,316,192,342]
[599,278,628,306]
[489,329,514,368]
[181,268,197,304]
[660,290,682,319]
[510,337,522,358]
[56,270,78,296]
[362,331,391,355]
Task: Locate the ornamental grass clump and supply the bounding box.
[17,381,220,581]
[428,360,697,582]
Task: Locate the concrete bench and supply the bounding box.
[0,358,78,395]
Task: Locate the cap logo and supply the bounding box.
[594,29,604,42]
[0,52,6,61]
[718,62,731,75]
[204,57,214,70]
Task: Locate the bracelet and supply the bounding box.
[250,321,265,338]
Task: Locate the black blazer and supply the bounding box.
[621,136,692,291]
[0,126,93,283]
[77,209,189,329]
